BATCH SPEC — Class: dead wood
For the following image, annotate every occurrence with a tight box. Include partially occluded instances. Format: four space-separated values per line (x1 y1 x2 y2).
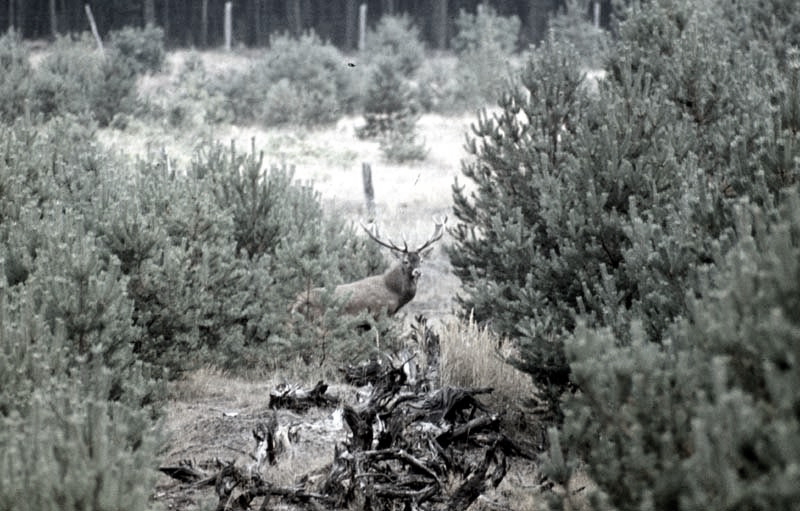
339 355 384 386
268 380 339 411
159 320 542 510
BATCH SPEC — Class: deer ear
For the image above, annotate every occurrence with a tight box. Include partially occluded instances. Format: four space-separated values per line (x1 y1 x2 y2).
420 246 435 259
391 250 405 261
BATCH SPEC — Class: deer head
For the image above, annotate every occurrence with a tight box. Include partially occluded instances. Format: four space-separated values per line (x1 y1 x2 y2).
359 215 447 292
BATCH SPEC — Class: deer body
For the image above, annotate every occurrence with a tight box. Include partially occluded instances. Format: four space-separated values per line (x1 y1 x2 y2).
292 218 445 320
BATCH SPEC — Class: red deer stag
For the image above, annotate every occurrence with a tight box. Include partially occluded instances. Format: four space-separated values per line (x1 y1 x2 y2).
292 216 447 319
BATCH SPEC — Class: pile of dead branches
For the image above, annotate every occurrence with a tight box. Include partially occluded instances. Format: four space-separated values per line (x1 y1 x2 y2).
321 375 534 510
160 316 537 510
161 361 535 510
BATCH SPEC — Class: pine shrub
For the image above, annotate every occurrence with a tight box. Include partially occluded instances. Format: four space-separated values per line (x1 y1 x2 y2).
222 32 358 126
364 14 426 77
94 140 388 374
548 0 609 70
189 141 389 371
358 59 420 139
379 121 428 163
0 173 163 511
156 53 230 128
28 34 140 126
449 0 797 422
0 29 32 122
451 5 521 106
357 59 428 163
29 34 102 120
107 24 165 75
545 190 800 511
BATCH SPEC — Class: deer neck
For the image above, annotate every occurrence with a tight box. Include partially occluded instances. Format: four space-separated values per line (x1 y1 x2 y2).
383 264 417 304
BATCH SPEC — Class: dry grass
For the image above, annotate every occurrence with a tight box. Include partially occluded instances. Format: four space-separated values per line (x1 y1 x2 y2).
439 313 538 412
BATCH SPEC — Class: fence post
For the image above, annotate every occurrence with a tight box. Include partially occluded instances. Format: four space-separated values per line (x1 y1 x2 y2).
362 162 375 219
358 3 367 52
224 1 233 50
593 0 601 29
84 4 103 51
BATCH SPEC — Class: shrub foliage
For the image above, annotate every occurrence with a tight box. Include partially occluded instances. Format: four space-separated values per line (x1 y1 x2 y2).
449 0 800 507
0 26 165 126
0 112 387 508
222 31 358 126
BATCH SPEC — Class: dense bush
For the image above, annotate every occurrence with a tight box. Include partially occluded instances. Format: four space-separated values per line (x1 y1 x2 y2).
29 34 102 119
108 24 165 75
221 31 359 126
449 0 800 506
450 4 521 106
147 52 231 128
449 0 795 419
27 33 144 126
364 14 426 77
189 141 389 369
357 59 428 163
92 140 388 374
545 190 800 511
0 116 164 510
0 29 32 122
0 107 399 506
0 282 162 511
415 56 464 113
548 0 609 69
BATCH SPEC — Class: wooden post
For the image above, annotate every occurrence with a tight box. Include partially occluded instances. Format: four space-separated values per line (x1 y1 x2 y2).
200 0 209 47
358 3 367 52
224 1 233 50
84 4 103 51
362 163 375 218
593 0 600 29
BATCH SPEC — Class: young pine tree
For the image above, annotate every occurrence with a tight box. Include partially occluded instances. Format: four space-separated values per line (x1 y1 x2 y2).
545 190 800 511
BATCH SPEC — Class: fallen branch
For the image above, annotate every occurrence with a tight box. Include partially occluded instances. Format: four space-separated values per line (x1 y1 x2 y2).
269 380 339 411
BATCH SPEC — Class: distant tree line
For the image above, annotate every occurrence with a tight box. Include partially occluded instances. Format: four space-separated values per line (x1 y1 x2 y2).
0 0 614 49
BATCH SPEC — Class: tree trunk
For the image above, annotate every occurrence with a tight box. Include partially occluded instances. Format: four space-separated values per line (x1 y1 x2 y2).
285 0 301 35
526 0 555 46
162 0 170 42
430 0 447 50
200 0 208 47
344 0 357 50
49 0 57 37
258 0 270 45
143 0 155 25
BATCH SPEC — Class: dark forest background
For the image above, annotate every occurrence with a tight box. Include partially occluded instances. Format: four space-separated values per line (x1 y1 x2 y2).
1 0 614 49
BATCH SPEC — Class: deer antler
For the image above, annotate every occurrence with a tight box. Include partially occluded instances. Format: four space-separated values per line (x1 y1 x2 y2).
360 221 408 253
416 215 447 253
361 216 447 254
